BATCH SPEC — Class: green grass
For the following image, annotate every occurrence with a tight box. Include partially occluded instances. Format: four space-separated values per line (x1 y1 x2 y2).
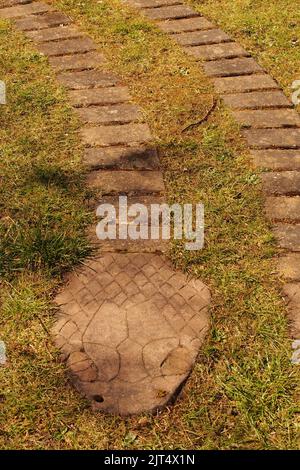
0 0 299 449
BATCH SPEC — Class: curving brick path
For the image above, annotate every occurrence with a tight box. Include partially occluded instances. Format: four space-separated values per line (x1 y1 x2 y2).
0 0 211 415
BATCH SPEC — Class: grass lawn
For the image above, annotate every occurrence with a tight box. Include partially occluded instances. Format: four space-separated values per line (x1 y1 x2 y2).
0 0 299 449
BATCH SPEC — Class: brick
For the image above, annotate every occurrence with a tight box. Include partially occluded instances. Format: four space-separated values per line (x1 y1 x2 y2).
0 1 53 18
277 254 300 281
26 25 82 42
81 123 152 147
158 16 214 33
68 87 130 107
265 196 300 221
174 28 230 46
57 70 118 90
282 282 300 338
87 170 165 194
185 42 248 61
222 90 291 110
84 146 160 170
251 150 300 170
243 129 300 149
143 5 197 20
14 12 71 31
38 37 96 57
273 224 300 251
232 109 300 128
76 104 141 124
0 0 30 7
49 52 106 71
204 57 263 77
213 74 279 94
262 171 300 196
125 0 181 7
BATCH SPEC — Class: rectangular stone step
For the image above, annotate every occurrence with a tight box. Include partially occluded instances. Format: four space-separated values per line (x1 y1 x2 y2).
68 87 130 107
84 146 160 170
174 29 230 46
14 12 71 31
143 5 197 20
49 52 106 71
0 1 53 18
262 171 300 195
89 232 168 253
81 124 152 147
213 74 279 94
273 224 300 251
185 42 248 61
76 104 141 125
222 90 291 110
125 0 181 8
0 0 31 7
38 37 96 57
282 282 300 338
57 70 119 90
277 254 300 281
158 16 214 33
204 57 263 77
26 25 82 42
87 170 165 194
243 129 300 149
265 196 300 221
251 150 300 170
232 109 300 128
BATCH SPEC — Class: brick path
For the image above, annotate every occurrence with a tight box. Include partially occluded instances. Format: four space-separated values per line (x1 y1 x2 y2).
0 0 211 414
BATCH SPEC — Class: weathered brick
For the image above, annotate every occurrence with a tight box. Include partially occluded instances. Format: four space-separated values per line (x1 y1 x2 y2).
76 104 141 124
68 87 130 107
14 12 71 31
232 109 300 128
26 25 82 42
273 224 300 251
49 52 106 71
213 74 279 94
0 1 52 18
282 282 300 338
265 196 300 221
84 146 160 170
57 70 118 90
243 129 300 149
262 171 300 196
222 90 291 110
81 124 152 147
38 37 96 57
277 254 300 281
143 5 197 20
251 150 300 170
87 170 165 194
158 16 214 33
174 28 230 46
185 42 248 61
204 57 263 77
125 0 181 8
0 0 30 7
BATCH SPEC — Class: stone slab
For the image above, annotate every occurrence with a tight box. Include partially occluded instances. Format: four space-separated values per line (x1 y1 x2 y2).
282 282 300 338
277 254 300 281
0 1 52 18
158 16 214 33
84 146 160 170
57 70 119 89
273 224 300 251
87 170 165 194
49 52 106 71
174 28 230 47
185 42 248 61
204 57 263 77
262 171 300 196
251 150 300 170
125 0 181 8
81 123 152 147
38 37 96 57
222 90 291 110
213 74 279 94
143 5 197 20
76 104 141 125
232 109 300 128
265 196 300 221
68 87 130 107
0 0 31 7
243 129 300 149
14 12 71 31
26 25 82 42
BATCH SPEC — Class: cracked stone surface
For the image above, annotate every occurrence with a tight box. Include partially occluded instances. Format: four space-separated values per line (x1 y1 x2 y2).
53 253 210 415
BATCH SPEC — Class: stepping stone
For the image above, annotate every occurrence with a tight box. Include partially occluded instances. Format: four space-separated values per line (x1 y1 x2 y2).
265 196 300 221
125 0 181 8
204 57 263 77
251 150 300 170
86 170 165 194
213 74 279 94
0 0 31 7
273 224 300 251
26 25 82 42
174 29 230 46
83 146 160 170
57 70 119 89
49 52 106 71
53 253 210 414
243 129 300 149
278 254 300 281
37 37 96 57
143 5 197 20
14 12 71 31
68 87 130 107
222 90 291 110
185 42 248 61
76 104 141 125
262 171 300 196
232 109 300 128
0 1 53 18
158 16 214 33
81 123 152 147
282 283 300 338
